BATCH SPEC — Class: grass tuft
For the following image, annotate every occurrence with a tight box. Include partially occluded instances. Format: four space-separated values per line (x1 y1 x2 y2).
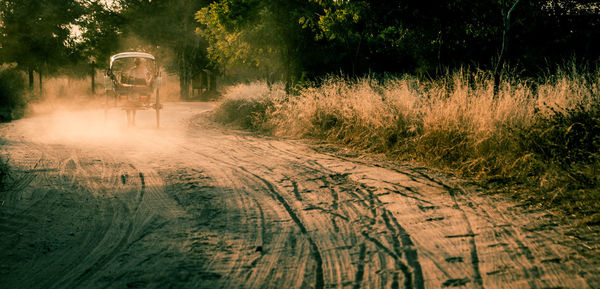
212 81 282 130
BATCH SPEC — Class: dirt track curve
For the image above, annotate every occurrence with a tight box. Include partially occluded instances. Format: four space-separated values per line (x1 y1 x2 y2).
0 102 597 289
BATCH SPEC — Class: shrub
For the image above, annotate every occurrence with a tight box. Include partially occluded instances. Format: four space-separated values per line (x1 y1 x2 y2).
214 98 273 130
0 156 11 192
0 66 27 121
212 81 282 131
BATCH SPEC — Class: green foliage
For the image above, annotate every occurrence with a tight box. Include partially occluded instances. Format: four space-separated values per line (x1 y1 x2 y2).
0 67 27 121
0 0 84 75
196 0 600 79
72 1 124 68
196 0 259 70
196 0 312 83
2 0 599 94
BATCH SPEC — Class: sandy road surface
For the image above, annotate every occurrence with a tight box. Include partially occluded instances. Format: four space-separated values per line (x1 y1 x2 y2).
0 102 597 289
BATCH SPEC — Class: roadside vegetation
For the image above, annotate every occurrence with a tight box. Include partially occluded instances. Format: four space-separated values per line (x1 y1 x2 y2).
214 68 600 225
0 66 27 122
0 155 10 192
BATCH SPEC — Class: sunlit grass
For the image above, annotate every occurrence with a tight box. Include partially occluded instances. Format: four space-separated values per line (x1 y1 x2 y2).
214 69 600 224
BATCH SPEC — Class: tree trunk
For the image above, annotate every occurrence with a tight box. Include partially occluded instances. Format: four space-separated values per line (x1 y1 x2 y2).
436 32 443 75
177 46 192 100
181 65 191 100
38 70 43 94
179 64 190 100
209 71 216 92
494 0 520 97
28 68 34 90
91 61 96 95
179 17 192 100
284 63 291 95
178 50 187 100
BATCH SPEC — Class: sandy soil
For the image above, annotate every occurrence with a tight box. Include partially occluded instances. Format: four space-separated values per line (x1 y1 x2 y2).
0 102 598 289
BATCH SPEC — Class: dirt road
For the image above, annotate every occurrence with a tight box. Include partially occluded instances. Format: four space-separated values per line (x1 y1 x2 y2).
0 102 597 289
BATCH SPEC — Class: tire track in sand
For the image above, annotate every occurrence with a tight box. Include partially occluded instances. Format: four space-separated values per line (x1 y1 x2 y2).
241 167 325 289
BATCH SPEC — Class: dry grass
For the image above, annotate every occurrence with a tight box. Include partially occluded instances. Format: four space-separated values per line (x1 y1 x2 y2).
212 81 284 129
214 69 600 224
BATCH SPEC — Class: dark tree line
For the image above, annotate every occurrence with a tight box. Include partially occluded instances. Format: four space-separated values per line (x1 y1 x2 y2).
1 0 599 98
0 0 84 90
197 0 600 84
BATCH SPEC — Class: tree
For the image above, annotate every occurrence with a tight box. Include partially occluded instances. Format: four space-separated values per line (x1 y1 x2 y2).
119 0 211 99
196 0 311 88
75 0 125 70
0 0 83 90
301 0 418 75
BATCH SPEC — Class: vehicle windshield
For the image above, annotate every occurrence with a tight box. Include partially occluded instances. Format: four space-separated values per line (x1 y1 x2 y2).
111 57 156 85
112 58 156 75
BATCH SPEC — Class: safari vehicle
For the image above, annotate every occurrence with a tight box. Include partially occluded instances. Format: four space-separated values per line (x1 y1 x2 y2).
104 52 162 127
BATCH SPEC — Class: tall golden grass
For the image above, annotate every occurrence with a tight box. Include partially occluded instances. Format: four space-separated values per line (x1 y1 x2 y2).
215 68 600 224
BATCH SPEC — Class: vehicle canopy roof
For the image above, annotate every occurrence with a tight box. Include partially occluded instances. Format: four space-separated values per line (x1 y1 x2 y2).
110 52 155 68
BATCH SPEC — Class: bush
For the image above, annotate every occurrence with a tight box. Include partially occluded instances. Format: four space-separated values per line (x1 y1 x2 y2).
0 154 12 193
0 66 27 121
214 98 273 130
528 102 600 168
212 81 282 131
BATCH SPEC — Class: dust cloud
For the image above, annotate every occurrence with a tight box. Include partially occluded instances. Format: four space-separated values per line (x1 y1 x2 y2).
20 73 189 154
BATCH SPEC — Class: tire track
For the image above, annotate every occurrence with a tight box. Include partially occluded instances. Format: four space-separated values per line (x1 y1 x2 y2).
384 210 425 289
352 242 367 289
50 154 152 289
278 157 427 288
451 183 591 289
240 167 324 289
283 156 427 288
171 119 593 288
300 153 492 288
405 169 485 289
447 187 484 289
355 185 424 289
146 138 312 287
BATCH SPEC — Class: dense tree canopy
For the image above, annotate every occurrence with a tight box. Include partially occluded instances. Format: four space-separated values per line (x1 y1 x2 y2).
197 0 600 81
196 0 317 84
74 0 124 68
1 0 600 96
0 0 84 88
118 0 211 99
